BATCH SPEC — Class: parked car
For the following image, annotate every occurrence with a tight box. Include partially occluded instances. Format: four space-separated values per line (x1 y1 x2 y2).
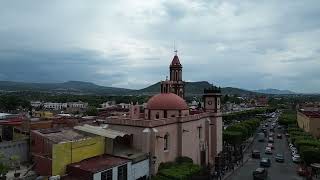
268 137 274 143
265 147 272 154
253 167 268 180
260 158 271 167
292 155 301 163
252 150 261 159
277 134 282 139
285 133 290 137
289 143 294 148
269 132 274 137
275 154 285 163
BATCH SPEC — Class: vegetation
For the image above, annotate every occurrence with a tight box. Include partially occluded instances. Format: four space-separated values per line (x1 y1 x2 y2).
0 152 9 178
223 108 275 125
0 95 31 111
287 121 320 165
153 157 201 180
224 118 260 144
278 110 297 126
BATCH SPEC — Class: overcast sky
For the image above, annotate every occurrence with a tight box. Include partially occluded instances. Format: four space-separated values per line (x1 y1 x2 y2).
0 0 320 93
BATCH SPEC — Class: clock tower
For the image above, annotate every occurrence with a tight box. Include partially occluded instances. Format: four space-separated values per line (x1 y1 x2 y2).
203 86 222 112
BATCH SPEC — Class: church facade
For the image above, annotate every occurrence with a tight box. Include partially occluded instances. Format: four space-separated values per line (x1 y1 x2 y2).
103 53 223 174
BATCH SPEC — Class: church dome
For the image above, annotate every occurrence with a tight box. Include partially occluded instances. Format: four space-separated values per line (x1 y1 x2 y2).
146 93 188 110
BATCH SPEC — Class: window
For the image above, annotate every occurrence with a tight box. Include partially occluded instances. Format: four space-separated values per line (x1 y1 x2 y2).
164 133 169 151
156 113 160 119
101 169 113 180
117 165 127 180
198 126 202 139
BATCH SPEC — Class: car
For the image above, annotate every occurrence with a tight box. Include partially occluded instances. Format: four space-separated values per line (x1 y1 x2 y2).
275 154 285 163
277 125 282 129
253 167 268 180
268 137 274 143
270 128 275 132
267 143 274 149
252 150 261 159
292 155 301 163
265 147 272 154
277 134 282 139
269 132 274 137
260 158 271 167
285 133 290 137
289 143 294 148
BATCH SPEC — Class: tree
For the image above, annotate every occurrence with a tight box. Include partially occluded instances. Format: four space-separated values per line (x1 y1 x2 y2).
0 152 9 178
85 106 98 116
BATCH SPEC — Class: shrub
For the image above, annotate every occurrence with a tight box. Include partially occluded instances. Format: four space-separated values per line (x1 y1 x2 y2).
158 162 175 171
158 163 201 180
175 156 193 164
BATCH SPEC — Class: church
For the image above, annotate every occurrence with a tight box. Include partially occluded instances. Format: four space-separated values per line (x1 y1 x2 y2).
102 52 223 174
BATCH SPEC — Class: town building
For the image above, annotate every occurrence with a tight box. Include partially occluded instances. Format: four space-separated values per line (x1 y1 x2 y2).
43 102 68 110
100 52 223 175
31 125 149 179
297 110 320 138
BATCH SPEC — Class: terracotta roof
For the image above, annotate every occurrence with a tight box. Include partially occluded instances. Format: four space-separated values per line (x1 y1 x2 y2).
146 93 188 110
170 55 181 66
301 111 320 118
67 154 129 173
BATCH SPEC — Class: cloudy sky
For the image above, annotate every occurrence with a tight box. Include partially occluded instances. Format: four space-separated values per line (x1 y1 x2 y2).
1 0 320 93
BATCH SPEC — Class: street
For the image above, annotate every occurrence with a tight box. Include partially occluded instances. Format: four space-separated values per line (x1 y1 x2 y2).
226 119 303 180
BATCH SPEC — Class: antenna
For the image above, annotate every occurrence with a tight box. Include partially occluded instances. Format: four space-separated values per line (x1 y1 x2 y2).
174 41 178 55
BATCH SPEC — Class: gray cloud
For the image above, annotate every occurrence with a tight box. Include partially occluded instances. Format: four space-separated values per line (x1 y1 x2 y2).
0 0 320 93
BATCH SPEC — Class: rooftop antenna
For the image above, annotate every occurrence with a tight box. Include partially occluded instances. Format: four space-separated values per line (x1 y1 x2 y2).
174 41 178 55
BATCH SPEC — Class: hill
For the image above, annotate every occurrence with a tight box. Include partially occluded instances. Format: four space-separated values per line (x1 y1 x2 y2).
137 81 257 96
0 81 132 95
0 80 258 96
253 88 295 95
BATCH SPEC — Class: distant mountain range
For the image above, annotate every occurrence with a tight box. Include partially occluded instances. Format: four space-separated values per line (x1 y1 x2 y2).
253 88 296 95
137 81 256 96
0 80 295 96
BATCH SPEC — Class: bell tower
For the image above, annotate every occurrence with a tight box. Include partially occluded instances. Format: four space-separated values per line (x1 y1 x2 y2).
203 86 222 112
169 50 185 98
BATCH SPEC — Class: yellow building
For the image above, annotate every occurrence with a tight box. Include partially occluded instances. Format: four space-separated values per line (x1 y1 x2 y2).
32 111 54 118
297 111 320 138
31 128 105 176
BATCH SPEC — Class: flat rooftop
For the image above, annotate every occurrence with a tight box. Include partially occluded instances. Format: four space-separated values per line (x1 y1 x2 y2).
67 154 129 173
34 128 92 143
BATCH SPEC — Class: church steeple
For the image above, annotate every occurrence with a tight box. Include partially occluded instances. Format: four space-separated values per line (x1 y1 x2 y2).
170 51 182 81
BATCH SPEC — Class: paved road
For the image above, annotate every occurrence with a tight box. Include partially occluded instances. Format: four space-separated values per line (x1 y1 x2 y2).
227 119 303 180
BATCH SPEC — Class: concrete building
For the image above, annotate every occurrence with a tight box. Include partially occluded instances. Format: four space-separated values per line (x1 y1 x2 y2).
100 53 223 175
43 102 68 110
297 110 320 138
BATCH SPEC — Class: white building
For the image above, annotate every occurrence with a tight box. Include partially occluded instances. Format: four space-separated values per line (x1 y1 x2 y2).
43 102 68 110
67 101 88 109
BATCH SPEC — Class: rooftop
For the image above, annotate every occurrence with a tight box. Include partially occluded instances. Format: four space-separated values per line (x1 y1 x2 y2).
67 154 129 173
300 111 320 118
33 128 91 143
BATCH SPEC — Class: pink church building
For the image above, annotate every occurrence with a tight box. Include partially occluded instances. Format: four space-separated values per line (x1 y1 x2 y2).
102 53 223 174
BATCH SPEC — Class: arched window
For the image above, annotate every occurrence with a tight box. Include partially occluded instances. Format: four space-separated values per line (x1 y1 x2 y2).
164 133 169 151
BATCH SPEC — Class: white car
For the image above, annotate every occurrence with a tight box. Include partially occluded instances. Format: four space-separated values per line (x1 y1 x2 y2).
289 143 294 148
265 147 272 154
292 155 301 163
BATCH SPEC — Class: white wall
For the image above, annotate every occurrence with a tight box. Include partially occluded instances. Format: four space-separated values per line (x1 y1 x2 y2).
131 159 149 180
